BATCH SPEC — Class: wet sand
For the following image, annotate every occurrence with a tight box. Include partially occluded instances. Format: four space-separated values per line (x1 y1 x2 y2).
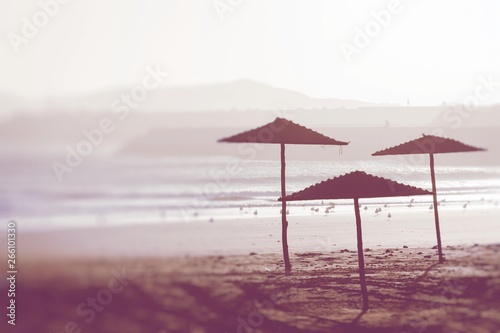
15 205 500 259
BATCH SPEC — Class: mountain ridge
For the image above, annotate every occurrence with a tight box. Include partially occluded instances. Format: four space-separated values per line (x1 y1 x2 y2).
0 80 399 113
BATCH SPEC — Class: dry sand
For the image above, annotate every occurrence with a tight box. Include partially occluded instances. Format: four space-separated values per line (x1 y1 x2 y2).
9 244 500 333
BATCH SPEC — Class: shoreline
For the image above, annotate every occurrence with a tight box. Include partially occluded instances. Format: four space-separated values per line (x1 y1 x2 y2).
7 206 499 262
5 191 500 232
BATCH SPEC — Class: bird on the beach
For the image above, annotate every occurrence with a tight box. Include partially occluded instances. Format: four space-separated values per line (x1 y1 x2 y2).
429 204 433 210
388 213 392 218
311 207 315 211
209 218 214 223
384 203 388 208
315 208 319 212
254 210 258 215
463 203 468 209
364 206 368 211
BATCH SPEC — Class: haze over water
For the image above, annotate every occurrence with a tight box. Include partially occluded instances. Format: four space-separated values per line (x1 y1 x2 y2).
2 154 498 231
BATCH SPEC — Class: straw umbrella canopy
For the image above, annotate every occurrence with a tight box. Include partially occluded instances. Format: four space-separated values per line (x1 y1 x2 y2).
372 135 486 263
281 171 432 311
219 117 348 274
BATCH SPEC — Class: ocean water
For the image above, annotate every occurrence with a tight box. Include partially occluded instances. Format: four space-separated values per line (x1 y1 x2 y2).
1 155 499 230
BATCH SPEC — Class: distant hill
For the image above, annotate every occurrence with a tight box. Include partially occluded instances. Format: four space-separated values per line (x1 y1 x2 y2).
116 125 498 165
0 106 498 165
0 80 398 114
127 79 397 111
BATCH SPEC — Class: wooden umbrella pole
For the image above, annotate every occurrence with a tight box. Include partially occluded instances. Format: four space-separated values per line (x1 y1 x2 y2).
430 153 444 263
354 198 369 311
281 143 291 274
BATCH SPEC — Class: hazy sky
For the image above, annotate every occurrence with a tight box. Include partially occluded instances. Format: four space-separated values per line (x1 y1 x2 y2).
1 0 499 105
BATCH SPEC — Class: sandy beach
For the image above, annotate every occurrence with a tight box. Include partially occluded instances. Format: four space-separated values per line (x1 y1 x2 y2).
2 205 498 333
11 243 500 333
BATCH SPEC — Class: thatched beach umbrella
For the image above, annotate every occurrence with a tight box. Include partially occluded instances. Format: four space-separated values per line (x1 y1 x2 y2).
281 171 432 310
372 135 486 263
219 117 348 273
